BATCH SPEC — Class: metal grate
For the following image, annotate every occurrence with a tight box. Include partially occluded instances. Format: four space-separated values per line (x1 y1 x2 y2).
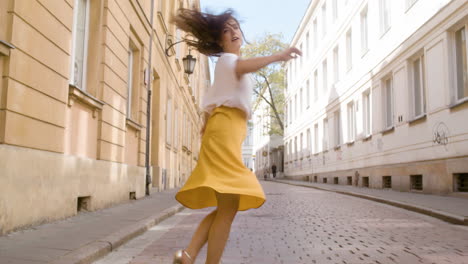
323 178 328 183
454 173 468 192
129 192 136 200
362 177 369 187
334 177 339 184
314 175 318 183
347 176 352 185
410 175 423 191
382 176 392 189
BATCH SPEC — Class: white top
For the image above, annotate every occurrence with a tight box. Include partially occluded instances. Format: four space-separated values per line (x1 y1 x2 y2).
201 53 254 119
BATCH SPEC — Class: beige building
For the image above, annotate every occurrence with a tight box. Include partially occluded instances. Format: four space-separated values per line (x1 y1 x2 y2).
0 0 209 235
285 0 468 196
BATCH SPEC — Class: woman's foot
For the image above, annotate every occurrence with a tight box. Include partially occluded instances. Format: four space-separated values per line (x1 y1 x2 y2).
173 249 192 264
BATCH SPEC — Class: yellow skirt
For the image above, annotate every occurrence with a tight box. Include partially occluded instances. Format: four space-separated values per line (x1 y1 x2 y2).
175 106 266 211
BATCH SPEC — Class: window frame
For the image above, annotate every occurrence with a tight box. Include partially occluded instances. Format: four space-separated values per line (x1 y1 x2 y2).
70 0 91 91
382 75 395 130
409 52 427 119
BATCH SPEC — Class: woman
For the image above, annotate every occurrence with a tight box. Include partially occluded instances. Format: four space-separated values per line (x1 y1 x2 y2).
172 8 301 264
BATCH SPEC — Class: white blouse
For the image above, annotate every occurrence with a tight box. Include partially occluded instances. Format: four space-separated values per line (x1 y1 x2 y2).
201 53 254 119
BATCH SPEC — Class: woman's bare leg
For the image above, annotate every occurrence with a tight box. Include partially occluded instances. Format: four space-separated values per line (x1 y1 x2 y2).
206 193 240 264
183 210 217 263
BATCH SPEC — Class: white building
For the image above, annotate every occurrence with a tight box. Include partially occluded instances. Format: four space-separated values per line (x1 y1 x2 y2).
284 0 468 195
242 121 255 170
253 92 284 178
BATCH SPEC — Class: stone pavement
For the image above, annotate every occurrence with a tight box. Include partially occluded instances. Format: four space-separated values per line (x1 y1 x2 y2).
0 188 183 264
94 181 468 264
270 178 468 226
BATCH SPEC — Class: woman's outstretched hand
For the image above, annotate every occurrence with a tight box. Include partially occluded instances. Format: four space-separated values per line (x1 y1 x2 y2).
276 47 302 62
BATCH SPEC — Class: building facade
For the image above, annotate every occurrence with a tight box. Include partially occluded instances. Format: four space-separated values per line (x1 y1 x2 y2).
285 0 468 195
253 96 284 178
242 121 254 170
0 0 209 235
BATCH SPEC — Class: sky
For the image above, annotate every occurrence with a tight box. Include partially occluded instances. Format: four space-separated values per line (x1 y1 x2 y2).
200 0 311 44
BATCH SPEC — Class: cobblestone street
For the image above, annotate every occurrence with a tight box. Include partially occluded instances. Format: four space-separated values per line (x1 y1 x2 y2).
95 182 468 264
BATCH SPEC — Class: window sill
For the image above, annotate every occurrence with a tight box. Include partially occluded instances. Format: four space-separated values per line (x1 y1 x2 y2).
182 146 188 152
0 40 15 56
68 85 104 118
362 134 372 142
346 140 355 146
334 145 341 151
323 149 329 153
449 97 468 110
381 126 395 135
126 118 142 131
408 114 427 125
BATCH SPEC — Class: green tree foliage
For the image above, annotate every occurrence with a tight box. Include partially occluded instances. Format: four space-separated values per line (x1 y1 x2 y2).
242 33 287 136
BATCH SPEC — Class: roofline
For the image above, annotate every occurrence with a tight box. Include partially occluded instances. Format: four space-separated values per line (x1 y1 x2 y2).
290 0 320 47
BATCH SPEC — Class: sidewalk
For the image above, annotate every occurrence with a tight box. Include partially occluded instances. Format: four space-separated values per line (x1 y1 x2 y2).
270 178 468 226
0 188 184 264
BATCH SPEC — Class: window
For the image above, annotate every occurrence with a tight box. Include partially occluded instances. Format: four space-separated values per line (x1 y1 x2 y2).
300 43 303 67
332 0 338 21
307 128 311 154
289 139 292 160
333 46 339 83
363 91 371 136
70 0 90 90
322 3 327 38
314 124 319 154
455 27 468 101
334 110 341 146
383 77 394 129
127 39 141 121
289 99 292 124
346 29 352 71
361 6 368 54
300 133 304 157
323 59 328 93
300 88 303 113
127 49 134 119
323 118 329 150
166 97 172 145
174 106 178 148
314 70 319 101
306 80 310 108
294 136 298 160
313 19 318 51
285 142 289 161
412 54 426 117
347 101 356 142
295 94 298 119
380 0 391 34
306 32 310 60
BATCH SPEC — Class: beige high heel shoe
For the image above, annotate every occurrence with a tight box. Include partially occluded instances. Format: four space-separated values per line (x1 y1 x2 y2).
173 249 192 264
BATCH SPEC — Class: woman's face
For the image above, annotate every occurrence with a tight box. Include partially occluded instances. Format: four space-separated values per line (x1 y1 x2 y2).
220 18 243 54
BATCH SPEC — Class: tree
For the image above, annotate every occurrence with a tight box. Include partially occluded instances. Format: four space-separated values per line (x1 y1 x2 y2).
242 33 287 136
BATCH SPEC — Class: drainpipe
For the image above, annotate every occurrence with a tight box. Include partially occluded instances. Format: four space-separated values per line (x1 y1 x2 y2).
145 0 155 196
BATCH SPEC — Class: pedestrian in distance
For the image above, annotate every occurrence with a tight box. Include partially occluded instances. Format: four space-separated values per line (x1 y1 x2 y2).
272 164 277 178
171 8 301 264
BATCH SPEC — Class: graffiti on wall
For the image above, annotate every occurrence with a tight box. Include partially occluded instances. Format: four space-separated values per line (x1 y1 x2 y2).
432 122 450 148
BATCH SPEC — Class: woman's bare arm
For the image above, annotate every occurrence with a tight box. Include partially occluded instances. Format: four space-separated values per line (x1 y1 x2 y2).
235 47 302 79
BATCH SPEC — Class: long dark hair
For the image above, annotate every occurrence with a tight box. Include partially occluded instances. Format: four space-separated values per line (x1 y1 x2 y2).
172 8 243 57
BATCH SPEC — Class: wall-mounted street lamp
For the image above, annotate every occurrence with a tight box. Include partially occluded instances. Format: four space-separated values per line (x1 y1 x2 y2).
165 35 197 75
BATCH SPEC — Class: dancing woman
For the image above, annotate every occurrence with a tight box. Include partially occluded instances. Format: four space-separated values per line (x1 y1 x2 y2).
172 8 301 264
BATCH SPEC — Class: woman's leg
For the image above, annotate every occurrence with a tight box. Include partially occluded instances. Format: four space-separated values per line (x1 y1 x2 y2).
206 193 240 264
183 209 217 263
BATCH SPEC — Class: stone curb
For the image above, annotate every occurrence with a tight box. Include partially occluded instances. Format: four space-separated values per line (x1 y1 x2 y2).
270 179 468 226
50 204 185 264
